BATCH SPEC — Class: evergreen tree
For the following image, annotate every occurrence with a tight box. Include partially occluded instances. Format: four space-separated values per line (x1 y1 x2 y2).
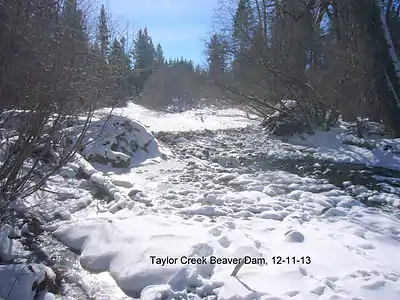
108 38 131 101
270 0 313 78
207 34 227 79
232 0 256 54
110 39 123 62
155 43 165 64
62 0 87 43
231 0 259 83
97 5 110 57
133 28 155 69
132 27 156 93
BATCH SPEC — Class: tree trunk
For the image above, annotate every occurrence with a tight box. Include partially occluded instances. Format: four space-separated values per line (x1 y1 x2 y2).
374 0 400 136
355 0 400 137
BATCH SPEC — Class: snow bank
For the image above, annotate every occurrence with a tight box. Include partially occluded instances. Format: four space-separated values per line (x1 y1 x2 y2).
289 123 400 171
53 208 400 299
69 154 134 214
70 115 172 171
96 102 259 133
0 264 55 300
0 224 30 262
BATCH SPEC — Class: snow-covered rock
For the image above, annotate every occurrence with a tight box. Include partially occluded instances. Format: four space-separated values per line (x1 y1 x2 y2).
0 264 56 300
69 115 171 170
289 121 400 171
0 225 30 262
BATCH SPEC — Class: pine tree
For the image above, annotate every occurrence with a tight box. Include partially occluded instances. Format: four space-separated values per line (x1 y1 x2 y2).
132 27 156 93
133 28 155 69
120 36 127 55
97 5 110 57
269 0 313 78
62 0 87 43
108 38 131 101
155 43 164 64
232 0 256 54
207 34 227 79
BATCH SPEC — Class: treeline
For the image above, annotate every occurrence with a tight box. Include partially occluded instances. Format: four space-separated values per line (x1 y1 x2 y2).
0 0 214 112
0 0 215 213
205 0 400 137
97 6 216 111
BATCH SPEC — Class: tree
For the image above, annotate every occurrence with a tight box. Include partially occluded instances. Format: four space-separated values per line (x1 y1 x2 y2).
141 61 198 111
355 0 400 136
132 27 156 93
155 43 165 64
62 0 88 43
97 4 110 57
208 0 400 136
108 37 132 103
207 34 228 79
0 0 108 223
232 0 256 55
269 0 314 78
209 0 329 133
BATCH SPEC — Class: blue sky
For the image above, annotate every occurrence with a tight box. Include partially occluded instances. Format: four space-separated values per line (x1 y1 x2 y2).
99 0 219 65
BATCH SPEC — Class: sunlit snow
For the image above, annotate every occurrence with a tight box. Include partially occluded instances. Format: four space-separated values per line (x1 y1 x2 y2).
2 102 400 300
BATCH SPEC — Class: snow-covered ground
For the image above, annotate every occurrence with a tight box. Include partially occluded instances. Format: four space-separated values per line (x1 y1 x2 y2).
53 163 400 299
1 103 400 300
95 102 259 133
290 123 400 172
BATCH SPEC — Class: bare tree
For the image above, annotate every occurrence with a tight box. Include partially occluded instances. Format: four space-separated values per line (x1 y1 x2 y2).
0 0 112 223
208 0 400 136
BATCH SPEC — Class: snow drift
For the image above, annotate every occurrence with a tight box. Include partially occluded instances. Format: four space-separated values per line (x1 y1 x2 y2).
69 114 172 171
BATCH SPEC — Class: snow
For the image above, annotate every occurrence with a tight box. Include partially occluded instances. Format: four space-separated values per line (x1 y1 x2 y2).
0 264 55 300
70 114 172 171
52 204 400 299
289 124 400 171
95 102 259 133
50 148 400 300
0 224 30 262
2 103 400 300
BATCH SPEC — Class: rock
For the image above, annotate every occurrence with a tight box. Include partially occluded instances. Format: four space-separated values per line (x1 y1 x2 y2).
284 230 305 243
321 207 347 217
112 179 134 188
343 137 376 150
53 210 72 221
0 225 30 262
271 120 307 136
128 189 142 198
0 264 47 299
26 216 43 235
215 174 235 183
